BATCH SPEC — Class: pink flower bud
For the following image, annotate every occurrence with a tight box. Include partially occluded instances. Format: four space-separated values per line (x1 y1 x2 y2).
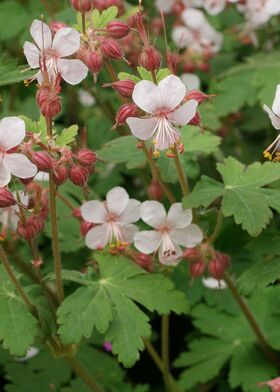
189 260 206 277
70 0 93 12
41 97 61 118
31 152 53 172
147 180 164 201
69 166 89 186
183 248 201 263
115 103 138 125
109 80 136 98
166 52 180 74
134 253 153 272
77 149 97 167
151 17 163 35
139 47 161 71
107 21 130 38
183 61 195 73
28 216 45 234
186 90 210 104
198 61 210 73
208 252 231 280
189 112 201 126
53 166 69 186
85 50 103 74
50 21 67 35
80 221 95 236
0 188 16 208
72 208 82 219
17 222 37 241
101 38 123 59
107 0 125 15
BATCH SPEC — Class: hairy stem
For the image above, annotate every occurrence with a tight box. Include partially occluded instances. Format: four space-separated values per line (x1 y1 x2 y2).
209 209 224 244
173 146 189 196
66 356 105 392
224 272 280 369
162 315 172 391
46 117 64 303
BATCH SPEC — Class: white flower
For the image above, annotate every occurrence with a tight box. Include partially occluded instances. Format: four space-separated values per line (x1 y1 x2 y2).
81 187 141 249
181 73 201 91
134 201 203 266
23 19 88 85
172 9 223 54
0 192 29 238
237 0 280 28
203 0 226 15
202 277 227 290
0 117 37 187
78 89 96 107
126 75 198 151
263 85 280 160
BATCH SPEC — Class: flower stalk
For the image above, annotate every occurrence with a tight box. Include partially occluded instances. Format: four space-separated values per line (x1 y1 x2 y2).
66 356 105 392
173 145 190 196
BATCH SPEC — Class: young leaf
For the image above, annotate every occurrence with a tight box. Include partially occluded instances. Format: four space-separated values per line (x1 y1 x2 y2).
57 254 188 367
56 125 79 147
99 6 118 28
0 266 39 356
156 68 171 81
91 9 101 28
137 67 153 81
118 72 141 83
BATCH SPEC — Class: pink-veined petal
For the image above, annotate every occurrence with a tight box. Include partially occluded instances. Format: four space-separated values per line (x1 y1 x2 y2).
168 99 198 126
167 203 192 229
172 26 193 49
171 224 203 247
119 223 139 243
0 159 11 187
126 116 158 140
264 105 280 130
158 242 182 266
141 200 166 228
158 75 186 111
52 28 81 57
81 200 106 224
23 41 40 68
106 187 129 215
4 154 37 179
0 117 25 150
119 199 141 223
85 224 108 249
57 59 88 85
134 230 162 254
30 19 52 50
132 80 160 114
272 85 280 118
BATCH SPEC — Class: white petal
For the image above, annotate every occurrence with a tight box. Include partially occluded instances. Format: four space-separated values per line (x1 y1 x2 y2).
158 242 182 266
0 117 25 150
158 75 186 111
30 19 52 50
119 199 141 223
106 187 129 215
171 224 203 247
134 230 162 254
81 200 106 224
52 28 81 57
182 9 206 29
202 277 227 290
141 201 166 228
168 100 198 126
0 159 11 187
119 223 139 243
167 204 193 229
204 0 226 15
23 41 40 68
132 80 160 114
85 224 108 249
4 154 37 179
181 73 201 91
57 59 88 85
172 26 193 49
264 105 280 130
126 117 158 140
272 85 280 117
156 0 175 12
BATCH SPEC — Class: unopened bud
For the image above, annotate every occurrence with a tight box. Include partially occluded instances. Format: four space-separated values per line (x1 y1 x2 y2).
72 208 82 219
208 252 230 280
189 260 206 277
80 221 95 236
77 149 97 167
28 216 45 234
17 222 37 241
116 103 138 125
70 0 93 12
32 152 53 172
108 80 136 98
139 47 161 71
85 50 103 74
134 253 153 272
69 166 89 186
183 60 195 73
53 165 69 186
107 21 129 38
197 61 210 73
183 248 201 263
186 90 210 104
147 180 163 201
0 189 16 208
41 97 61 118
189 112 201 126
49 21 67 35
101 38 123 59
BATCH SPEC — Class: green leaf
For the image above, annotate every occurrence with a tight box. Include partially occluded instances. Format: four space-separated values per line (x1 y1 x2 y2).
156 68 171 81
0 56 35 87
184 158 280 236
99 6 118 28
137 67 153 81
56 125 79 147
118 72 141 82
91 9 101 28
182 127 221 154
0 1 28 40
0 266 38 356
57 254 188 367
97 135 146 169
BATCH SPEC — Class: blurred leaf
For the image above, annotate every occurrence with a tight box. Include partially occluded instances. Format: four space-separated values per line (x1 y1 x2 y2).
0 1 28 40
182 127 221 154
0 56 35 87
56 125 79 147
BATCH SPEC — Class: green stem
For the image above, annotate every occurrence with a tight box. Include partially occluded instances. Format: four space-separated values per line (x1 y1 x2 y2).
82 12 86 36
66 356 105 392
209 209 224 244
162 315 172 392
46 117 64 303
173 146 189 196
224 272 280 369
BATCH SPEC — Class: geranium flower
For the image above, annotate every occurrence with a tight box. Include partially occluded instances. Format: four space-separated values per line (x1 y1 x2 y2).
237 0 280 28
181 73 201 91
126 75 198 152
0 117 37 187
134 201 203 265
263 85 280 160
23 19 88 85
0 192 29 240
81 187 141 249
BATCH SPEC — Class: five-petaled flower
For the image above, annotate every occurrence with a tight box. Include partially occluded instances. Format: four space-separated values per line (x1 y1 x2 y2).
0 117 37 187
126 74 198 154
134 201 203 265
23 19 88 85
81 186 141 250
263 84 280 161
